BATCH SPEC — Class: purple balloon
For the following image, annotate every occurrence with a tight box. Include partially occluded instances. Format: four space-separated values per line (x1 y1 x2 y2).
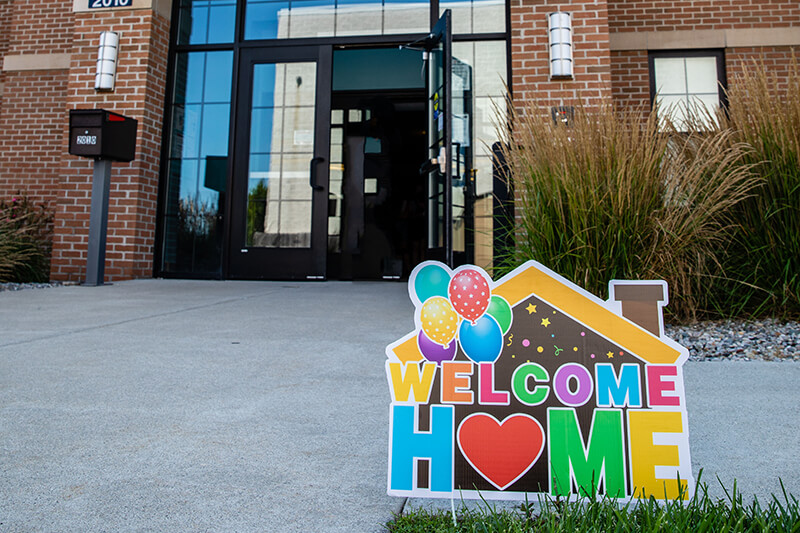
417 329 457 365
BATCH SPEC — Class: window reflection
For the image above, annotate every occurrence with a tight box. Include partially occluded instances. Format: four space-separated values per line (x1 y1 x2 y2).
244 0 429 39
177 0 236 45
246 62 317 248
440 0 505 34
162 51 234 275
451 40 506 270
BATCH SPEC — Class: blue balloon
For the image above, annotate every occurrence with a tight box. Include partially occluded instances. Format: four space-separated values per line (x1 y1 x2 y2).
414 263 451 304
458 314 503 363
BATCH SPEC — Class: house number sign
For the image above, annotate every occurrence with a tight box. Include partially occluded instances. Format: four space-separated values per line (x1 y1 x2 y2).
89 0 132 8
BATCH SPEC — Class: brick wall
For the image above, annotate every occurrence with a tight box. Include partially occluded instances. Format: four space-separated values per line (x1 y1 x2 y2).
726 46 799 90
0 70 70 204
0 0 73 207
608 0 800 32
51 9 170 282
509 0 612 113
0 0 13 58
6 0 74 54
609 50 651 111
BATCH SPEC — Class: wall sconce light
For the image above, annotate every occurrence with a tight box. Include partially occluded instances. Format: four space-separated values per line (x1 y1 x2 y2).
548 12 573 79
95 31 119 91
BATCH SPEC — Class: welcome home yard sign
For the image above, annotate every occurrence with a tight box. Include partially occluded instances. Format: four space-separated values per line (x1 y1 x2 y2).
386 261 693 501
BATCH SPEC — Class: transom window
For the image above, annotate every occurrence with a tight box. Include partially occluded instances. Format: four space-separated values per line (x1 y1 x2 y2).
176 0 505 44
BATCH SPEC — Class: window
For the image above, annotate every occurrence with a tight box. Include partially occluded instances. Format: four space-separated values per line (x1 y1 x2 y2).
161 51 234 275
649 50 725 130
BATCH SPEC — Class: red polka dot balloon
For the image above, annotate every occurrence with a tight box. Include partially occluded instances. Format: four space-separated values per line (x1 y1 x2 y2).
448 268 491 324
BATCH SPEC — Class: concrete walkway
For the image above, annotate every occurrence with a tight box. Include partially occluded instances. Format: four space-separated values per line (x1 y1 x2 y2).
1 280 799 532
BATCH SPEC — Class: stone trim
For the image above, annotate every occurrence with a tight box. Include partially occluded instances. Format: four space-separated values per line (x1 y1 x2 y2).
2 53 72 72
610 27 800 51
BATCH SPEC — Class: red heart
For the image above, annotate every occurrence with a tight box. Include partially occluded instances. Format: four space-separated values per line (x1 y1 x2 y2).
457 413 545 490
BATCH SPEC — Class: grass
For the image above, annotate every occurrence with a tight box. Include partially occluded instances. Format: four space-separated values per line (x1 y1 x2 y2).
495 55 800 322
712 56 800 318
386 480 800 532
0 194 53 283
496 99 758 322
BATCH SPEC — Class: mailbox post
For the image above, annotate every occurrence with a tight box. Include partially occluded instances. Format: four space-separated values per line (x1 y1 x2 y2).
68 109 138 286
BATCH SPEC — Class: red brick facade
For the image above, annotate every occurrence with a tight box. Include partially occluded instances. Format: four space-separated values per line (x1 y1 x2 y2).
510 0 612 110
609 50 651 110
0 1 797 282
608 0 800 32
50 10 169 281
607 0 800 109
0 0 73 207
0 1 169 282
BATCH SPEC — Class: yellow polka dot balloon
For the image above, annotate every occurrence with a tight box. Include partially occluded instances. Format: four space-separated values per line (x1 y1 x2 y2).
419 296 459 347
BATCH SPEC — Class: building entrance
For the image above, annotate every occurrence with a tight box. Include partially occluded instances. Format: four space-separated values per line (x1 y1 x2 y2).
157 3 505 281
326 93 428 280
228 32 470 281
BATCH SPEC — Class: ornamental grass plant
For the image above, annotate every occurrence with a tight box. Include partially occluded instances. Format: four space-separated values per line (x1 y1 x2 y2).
0 194 53 283
714 56 800 317
496 99 758 322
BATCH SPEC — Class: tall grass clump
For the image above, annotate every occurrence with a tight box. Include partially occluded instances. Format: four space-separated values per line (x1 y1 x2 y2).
716 56 800 317
496 100 758 322
0 194 53 283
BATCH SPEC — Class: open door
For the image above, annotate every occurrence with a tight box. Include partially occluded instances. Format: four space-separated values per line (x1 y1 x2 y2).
424 10 474 269
424 10 453 267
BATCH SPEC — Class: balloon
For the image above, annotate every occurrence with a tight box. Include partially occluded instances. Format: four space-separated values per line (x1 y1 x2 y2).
458 314 504 363
413 263 451 304
417 329 457 364
419 296 459 346
448 268 491 323
486 295 513 334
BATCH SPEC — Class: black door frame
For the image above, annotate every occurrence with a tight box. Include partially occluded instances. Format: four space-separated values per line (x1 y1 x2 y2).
227 45 333 280
424 10 454 267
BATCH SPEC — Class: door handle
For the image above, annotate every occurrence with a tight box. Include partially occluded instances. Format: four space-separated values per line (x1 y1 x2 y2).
309 156 325 191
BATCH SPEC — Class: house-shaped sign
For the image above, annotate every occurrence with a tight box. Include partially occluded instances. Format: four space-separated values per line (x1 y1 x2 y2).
386 261 693 501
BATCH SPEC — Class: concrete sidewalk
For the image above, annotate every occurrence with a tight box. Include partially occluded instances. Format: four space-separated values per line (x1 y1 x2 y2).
2 280 799 532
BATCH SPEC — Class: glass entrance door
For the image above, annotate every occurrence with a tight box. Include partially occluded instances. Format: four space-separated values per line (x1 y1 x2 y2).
229 46 332 279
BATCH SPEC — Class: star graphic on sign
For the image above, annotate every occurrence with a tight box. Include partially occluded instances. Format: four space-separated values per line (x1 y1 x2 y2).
541 318 551 327
526 303 537 314
606 351 614 359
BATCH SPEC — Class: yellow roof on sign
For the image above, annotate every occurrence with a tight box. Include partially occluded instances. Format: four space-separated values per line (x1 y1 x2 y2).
389 261 683 366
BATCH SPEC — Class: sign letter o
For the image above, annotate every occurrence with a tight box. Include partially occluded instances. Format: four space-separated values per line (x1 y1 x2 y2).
553 363 593 407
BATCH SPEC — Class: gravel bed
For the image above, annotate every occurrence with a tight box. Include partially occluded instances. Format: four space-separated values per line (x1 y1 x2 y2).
2 281 798 362
666 319 800 362
0 281 69 292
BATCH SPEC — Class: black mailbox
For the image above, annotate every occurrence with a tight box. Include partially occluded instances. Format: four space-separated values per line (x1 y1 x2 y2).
69 109 137 162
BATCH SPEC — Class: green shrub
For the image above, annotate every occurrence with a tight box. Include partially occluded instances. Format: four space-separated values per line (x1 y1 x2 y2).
0 194 54 283
496 101 758 322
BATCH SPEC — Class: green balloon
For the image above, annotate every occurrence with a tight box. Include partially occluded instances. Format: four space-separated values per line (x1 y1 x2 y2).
486 295 513 334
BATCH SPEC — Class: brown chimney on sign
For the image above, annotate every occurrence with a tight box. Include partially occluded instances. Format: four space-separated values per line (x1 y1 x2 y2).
609 281 668 337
